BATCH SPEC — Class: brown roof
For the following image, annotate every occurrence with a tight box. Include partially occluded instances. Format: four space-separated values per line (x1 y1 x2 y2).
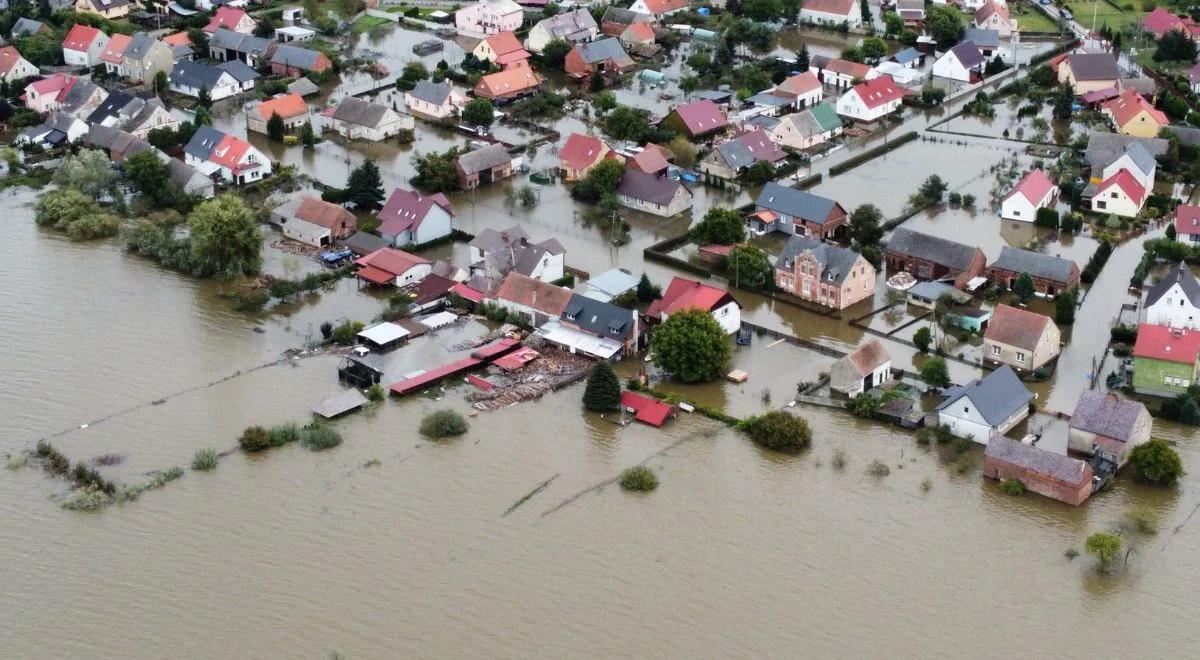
984 304 1052 350
847 339 890 376
494 272 572 316
295 197 354 229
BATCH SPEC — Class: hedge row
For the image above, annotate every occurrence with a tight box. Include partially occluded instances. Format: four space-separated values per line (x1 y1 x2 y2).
828 131 918 176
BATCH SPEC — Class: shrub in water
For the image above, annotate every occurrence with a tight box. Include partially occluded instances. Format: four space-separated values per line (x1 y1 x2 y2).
192 448 219 471
268 423 301 447
366 383 385 402
743 410 812 453
420 409 469 439
239 425 271 452
1000 478 1026 495
300 423 343 451
619 465 659 492
61 484 112 511
867 459 890 477
1125 506 1158 535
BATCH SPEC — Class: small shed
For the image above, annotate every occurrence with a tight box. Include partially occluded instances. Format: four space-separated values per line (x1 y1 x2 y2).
640 69 666 82
620 391 674 427
313 389 369 419
338 353 384 388
950 307 991 333
419 311 459 329
357 322 410 350
829 339 892 397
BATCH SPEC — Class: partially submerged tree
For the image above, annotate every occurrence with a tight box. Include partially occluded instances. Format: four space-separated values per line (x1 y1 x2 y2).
691 207 746 245
53 148 116 198
1085 531 1122 572
743 410 812 453
187 195 263 279
266 111 285 141
652 309 731 383
462 97 495 127
919 356 951 389
1128 438 1184 486
346 159 386 208
725 245 773 290
1012 272 1036 304
583 362 621 411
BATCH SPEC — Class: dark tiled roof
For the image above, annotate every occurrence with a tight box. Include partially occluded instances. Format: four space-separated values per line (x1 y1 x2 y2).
1066 53 1119 81
208 28 271 55
271 44 325 70
1070 391 1147 443
456 143 512 175
937 365 1033 427
775 234 863 286
755 181 841 225
947 40 984 69
985 434 1089 485
1084 131 1168 165
184 125 225 160
170 59 229 90
217 59 260 83
409 79 450 105
331 97 391 127
574 37 630 64
886 228 979 271
988 246 1077 284
1145 261 1200 307
616 169 683 205
562 294 635 340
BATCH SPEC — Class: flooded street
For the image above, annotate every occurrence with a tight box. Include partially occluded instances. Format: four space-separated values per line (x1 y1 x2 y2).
2 169 1200 658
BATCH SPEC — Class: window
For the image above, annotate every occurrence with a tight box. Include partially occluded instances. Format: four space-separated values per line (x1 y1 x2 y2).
1111 192 1119 198
1012 210 1020 216
1016 352 1025 363
991 345 1001 356
1096 201 1107 209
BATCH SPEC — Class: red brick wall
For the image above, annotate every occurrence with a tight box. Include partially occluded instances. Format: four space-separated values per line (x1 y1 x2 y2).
982 456 1093 506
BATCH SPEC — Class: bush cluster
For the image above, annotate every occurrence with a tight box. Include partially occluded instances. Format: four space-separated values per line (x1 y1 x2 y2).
619 465 659 492
420 410 469 439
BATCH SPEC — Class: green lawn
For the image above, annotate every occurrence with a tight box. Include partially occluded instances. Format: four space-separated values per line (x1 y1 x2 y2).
1060 0 1148 32
1011 4 1063 32
351 15 394 32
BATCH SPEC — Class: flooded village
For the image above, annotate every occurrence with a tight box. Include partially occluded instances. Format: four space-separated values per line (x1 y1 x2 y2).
3 0 1200 656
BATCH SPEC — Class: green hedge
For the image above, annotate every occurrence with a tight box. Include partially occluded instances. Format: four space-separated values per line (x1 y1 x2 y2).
828 131 918 176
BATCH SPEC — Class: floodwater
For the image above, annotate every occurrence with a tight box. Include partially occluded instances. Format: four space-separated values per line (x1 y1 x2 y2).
3 175 1199 657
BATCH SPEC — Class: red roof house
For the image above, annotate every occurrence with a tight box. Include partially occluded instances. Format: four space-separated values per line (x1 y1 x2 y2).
660 98 728 139
1101 89 1169 136
354 247 432 286
647 276 742 334
1175 205 1200 240
204 7 257 35
62 25 106 67
100 33 132 66
837 76 906 122
559 132 622 181
620 391 673 427
377 187 456 247
1134 324 1200 364
475 31 531 69
0 45 36 81
1142 7 1184 37
632 0 689 16
627 143 671 174
1094 169 1146 206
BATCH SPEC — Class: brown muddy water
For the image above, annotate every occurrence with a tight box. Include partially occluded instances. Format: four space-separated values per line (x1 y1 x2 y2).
2 172 1199 658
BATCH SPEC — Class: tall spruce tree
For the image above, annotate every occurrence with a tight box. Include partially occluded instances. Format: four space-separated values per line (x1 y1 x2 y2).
583 362 621 411
346 159 385 209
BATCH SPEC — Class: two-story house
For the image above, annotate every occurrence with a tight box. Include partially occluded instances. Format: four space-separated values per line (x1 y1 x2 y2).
773 234 875 310
983 304 1062 373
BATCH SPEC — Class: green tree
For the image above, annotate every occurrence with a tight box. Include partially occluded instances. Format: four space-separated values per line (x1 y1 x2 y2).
1052 84 1074 120
861 37 887 63
919 175 948 203
726 245 772 290
462 97 495 127
583 362 621 411
153 70 168 97
197 86 212 109
300 120 316 146
53 148 116 198
401 61 428 82
637 273 660 301
741 0 782 21
194 104 213 126
411 148 461 192
266 111 285 141
593 89 617 113
1128 438 1184 486
572 158 625 202
186 195 263 279
691 207 746 245
1085 531 1122 571
420 409 469 438
744 410 812 453
848 203 883 247
926 4 965 45
600 105 653 143
1154 29 1197 62
666 136 698 168
345 159 385 209
541 38 571 70
679 75 699 96
744 160 775 184
883 11 904 35
652 309 731 383
860 0 871 25
1055 289 1076 324
913 326 932 353
124 150 192 211
239 426 271 452
589 70 605 92
796 43 810 70
919 356 950 389
1012 272 1036 304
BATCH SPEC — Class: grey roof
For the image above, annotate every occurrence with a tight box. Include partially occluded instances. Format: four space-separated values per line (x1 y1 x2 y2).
743 114 780 131
562 294 635 340
907 280 957 301
312 389 368 419
86 90 140 125
1120 77 1157 96
747 91 792 107
963 28 1000 48
946 41 984 69
271 44 324 70
886 228 979 271
830 339 891 390
984 435 1089 485
344 230 390 255
331 96 391 127
456 143 512 175
617 169 683 205
712 138 756 171
581 268 639 301
84 124 148 155
988 246 1078 284
1145 261 1200 307
755 182 842 225
810 54 831 70
287 77 320 97
575 37 630 65
125 98 169 132
892 47 922 65
1163 125 1200 146
11 18 46 37
171 44 193 60
470 225 528 252
409 79 450 106
59 80 105 114
601 7 650 25
1084 131 1167 165
208 28 272 55
184 125 226 160
170 59 230 90
166 157 209 189
1065 53 1119 81
936 366 1033 427
124 33 162 61
775 234 864 286
537 8 598 40
1121 140 1157 176
1070 391 1148 443
693 89 733 103
470 225 563 277
218 59 260 83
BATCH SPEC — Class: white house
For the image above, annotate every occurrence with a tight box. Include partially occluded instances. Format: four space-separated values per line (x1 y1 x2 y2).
647 276 742 335
829 340 892 396
377 187 456 247
526 8 598 54
468 226 565 283
800 0 861 28
169 60 242 101
1089 170 1145 218
935 366 1034 444
974 1 1017 39
405 80 467 120
1144 262 1200 330
835 76 905 123
0 46 39 83
615 169 692 217
1001 169 1058 222
771 71 824 110
354 248 433 288
326 97 412 141
61 24 108 68
1101 141 1156 190
932 41 985 83
455 0 523 36
184 125 272 185
627 0 690 19
1176 205 1200 246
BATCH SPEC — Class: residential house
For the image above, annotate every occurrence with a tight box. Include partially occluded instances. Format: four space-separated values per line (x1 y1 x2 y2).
659 99 727 140
1144 261 1200 329
62 24 108 68
377 187 456 247
288 77 320 98
22 74 76 114
983 304 1061 372
542 294 639 359
800 0 860 28
526 8 599 54
698 128 787 181
743 91 792 118
247 93 310 135
1068 391 1152 465
492 271 573 327
456 143 514 189
770 71 823 110
751 181 847 238
773 234 876 310
964 28 1010 63
270 197 356 246
885 228 987 288
768 101 843 151
326 96 409 141
455 0 524 36
469 225 564 283
406 80 467 120
0 46 38 83
473 67 542 102
82 124 155 162
218 60 260 94
15 112 88 148
564 38 635 79
270 45 333 77
1095 140 1157 189
835 75 905 123
647 276 742 334
559 132 621 182
1084 131 1167 174
986 246 1080 297
1000 169 1059 222
601 7 652 37
100 33 131 76
810 56 872 91
1088 169 1146 218
871 60 925 86
983 435 1095 506
74 0 133 19
86 92 176 138
471 31 531 69
165 157 216 198
1175 206 1200 246
11 19 51 39
935 365 1034 444
184 125 272 185
1101 89 1169 138
275 25 316 43
207 28 272 67
580 268 640 303
932 41 984 83
620 22 657 52
974 1 1016 38
1141 7 1190 38
627 0 689 19
204 7 257 35
896 0 925 25
161 31 192 60
169 60 241 100
1059 53 1120 95
616 169 692 217
626 143 672 174
1132 324 1200 396
121 33 173 84
354 248 432 287
829 339 892 396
